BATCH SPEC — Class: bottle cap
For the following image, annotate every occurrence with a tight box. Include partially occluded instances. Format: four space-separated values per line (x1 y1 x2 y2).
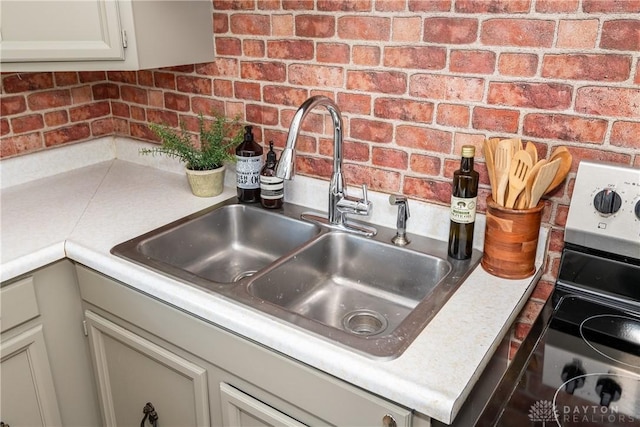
461 145 475 158
266 141 277 163
243 125 254 142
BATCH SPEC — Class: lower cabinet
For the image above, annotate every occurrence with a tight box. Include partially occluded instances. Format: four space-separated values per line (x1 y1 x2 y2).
77 264 420 427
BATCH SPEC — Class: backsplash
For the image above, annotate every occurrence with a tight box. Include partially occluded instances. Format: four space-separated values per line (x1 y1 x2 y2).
1 0 638 356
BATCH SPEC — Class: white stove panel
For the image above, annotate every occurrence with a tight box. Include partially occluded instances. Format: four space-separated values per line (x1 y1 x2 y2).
565 161 640 259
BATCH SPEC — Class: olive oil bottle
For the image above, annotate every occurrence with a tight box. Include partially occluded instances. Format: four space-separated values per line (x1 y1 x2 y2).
448 145 479 260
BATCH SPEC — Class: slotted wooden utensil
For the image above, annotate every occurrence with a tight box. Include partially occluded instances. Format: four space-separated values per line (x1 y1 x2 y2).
529 158 561 208
494 139 513 206
505 150 533 208
516 159 546 209
544 147 572 195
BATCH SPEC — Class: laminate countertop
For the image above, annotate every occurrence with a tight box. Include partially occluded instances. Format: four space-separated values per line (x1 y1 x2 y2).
0 137 547 424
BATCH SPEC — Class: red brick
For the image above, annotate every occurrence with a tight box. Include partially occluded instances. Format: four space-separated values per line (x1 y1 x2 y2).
344 164 401 193
138 70 154 87
409 0 450 11
583 0 640 12
350 118 393 143
11 114 44 134
410 74 484 102
71 86 92 104
192 97 225 116
557 20 598 48
246 104 279 125
611 121 640 149
317 43 350 64
212 0 254 10
523 114 607 143
514 322 532 341
437 104 470 127
296 156 332 178
44 123 91 147
403 176 452 204
352 45 380 65
177 76 212 95
264 85 308 106
92 83 119 99
376 0 407 11
44 111 68 127
216 37 242 55
536 0 578 12
120 86 148 105
92 118 115 136
163 65 194 73
111 102 130 119
392 17 422 42
410 154 441 175
267 40 314 60
153 72 176 89
148 90 163 108
337 16 390 41
554 204 569 228
230 14 270 36
1 119 9 136
130 106 146 121
70 101 111 122
542 54 631 81
472 107 519 132
396 125 452 153
234 82 262 100
635 62 640 84
2 73 54 93
498 53 538 76
347 70 406 94
272 15 293 36
372 147 408 169
456 0 530 13
241 61 286 82
337 93 371 114
290 64 344 87
295 15 335 38
1 95 27 116
164 93 190 112
481 19 555 47
283 0 314 10
54 72 79 86
1 132 43 157
600 20 640 51
213 13 229 33
78 71 106 83
423 18 478 44
147 110 179 127
130 122 158 141
450 50 495 74
384 46 446 70
318 0 372 11
27 90 71 110
374 98 434 123
107 71 137 84
243 40 265 57
343 140 370 161
576 87 640 118
197 59 239 77
488 82 572 110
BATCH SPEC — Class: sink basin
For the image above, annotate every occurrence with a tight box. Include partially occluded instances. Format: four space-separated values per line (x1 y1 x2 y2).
248 233 451 336
112 204 321 284
113 201 481 358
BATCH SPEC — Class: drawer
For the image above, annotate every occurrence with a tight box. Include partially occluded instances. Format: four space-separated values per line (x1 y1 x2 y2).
1 276 39 333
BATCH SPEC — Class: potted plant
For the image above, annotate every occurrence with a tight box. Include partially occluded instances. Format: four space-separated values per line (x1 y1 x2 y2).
141 113 243 197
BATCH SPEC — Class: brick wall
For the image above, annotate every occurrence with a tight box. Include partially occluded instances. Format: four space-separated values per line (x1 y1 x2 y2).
1 0 639 356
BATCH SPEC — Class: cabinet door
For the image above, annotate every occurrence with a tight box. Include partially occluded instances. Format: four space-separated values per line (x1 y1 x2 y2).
0 325 63 427
220 383 307 427
0 0 124 62
84 310 210 427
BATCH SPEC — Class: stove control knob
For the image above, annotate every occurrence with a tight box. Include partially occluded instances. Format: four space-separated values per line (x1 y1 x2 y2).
596 378 621 407
593 189 622 216
635 199 640 220
561 363 585 394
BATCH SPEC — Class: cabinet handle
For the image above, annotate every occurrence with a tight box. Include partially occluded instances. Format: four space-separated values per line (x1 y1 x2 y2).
382 414 397 427
140 402 159 427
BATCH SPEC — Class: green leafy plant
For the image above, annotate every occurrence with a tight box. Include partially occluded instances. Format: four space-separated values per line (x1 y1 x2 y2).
141 113 243 170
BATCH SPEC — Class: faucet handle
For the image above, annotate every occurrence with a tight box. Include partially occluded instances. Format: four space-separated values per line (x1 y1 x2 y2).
361 184 369 205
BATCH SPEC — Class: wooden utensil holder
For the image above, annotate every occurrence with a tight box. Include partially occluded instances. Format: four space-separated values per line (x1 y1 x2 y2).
481 196 543 279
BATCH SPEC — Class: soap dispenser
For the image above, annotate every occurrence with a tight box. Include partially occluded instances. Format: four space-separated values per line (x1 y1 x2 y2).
235 125 263 203
260 141 284 209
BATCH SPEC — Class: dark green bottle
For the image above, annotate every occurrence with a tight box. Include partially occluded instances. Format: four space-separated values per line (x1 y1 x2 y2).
448 145 479 260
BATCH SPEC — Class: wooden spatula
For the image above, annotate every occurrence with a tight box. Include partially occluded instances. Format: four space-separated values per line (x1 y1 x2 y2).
529 158 561 208
516 159 546 209
544 147 572 195
525 141 538 164
505 150 533 208
483 139 497 197
494 139 513 206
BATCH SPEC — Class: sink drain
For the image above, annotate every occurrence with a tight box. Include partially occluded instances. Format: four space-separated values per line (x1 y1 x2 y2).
232 270 257 282
342 310 388 336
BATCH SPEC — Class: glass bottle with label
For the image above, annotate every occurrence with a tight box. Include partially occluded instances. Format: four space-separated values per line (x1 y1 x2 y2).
236 125 263 203
260 141 284 209
448 145 479 260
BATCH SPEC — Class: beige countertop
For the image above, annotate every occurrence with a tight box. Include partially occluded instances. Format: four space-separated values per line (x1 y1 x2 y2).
0 137 547 424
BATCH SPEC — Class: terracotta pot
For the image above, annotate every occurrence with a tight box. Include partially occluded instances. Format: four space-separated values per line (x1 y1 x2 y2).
185 166 225 197
481 195 544 279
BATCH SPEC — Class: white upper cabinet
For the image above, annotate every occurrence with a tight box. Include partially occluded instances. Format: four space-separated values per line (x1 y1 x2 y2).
0 0 215 72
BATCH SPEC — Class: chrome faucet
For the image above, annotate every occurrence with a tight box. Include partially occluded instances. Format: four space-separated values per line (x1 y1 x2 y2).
276 96 376 236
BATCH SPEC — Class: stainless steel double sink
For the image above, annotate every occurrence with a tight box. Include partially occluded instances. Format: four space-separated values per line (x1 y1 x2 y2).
112 200 481 359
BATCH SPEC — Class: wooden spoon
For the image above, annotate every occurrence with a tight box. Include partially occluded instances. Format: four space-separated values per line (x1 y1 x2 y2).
529 158 561 208
516 159 546 209
544 147 572 195
494 139 513 206
525 141 538 165
483 139 497 197
505 150 533 208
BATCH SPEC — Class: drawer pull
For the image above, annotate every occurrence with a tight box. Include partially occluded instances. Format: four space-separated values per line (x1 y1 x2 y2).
382 414 397 427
